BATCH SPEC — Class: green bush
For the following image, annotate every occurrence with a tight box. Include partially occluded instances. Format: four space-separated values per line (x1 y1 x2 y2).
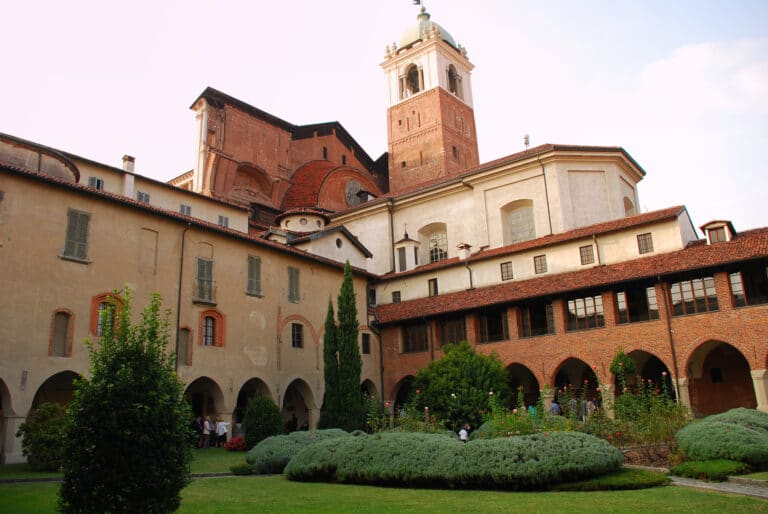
676 408 768 468
473 410 574 439
286 431 623 490
671 459 750 482
229 463 254 476
15 402 67 471
245 429 350 474
551 467 670 491
243 395 282 450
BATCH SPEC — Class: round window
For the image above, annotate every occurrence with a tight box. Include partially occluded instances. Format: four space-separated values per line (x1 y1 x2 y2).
300 218 308 225
336 238 343 248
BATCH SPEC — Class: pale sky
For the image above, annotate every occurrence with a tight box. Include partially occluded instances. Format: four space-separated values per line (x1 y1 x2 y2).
3 1 767 231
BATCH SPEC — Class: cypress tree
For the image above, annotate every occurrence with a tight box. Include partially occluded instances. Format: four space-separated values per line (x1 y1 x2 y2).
336 261 364 431
318 298 340 428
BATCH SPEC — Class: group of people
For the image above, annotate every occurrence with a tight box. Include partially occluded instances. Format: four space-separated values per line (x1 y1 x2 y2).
191 415 230 448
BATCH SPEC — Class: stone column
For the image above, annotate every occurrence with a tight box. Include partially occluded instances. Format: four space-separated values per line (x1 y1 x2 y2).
600 384 615 419
1 416 26 464
751 369 768 413
309 407 321 429
676 377 692 411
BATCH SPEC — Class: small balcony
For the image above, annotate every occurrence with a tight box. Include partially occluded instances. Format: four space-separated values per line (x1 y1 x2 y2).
193 279 216 305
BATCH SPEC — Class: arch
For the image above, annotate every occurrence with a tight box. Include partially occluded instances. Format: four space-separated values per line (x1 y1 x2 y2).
279 314 319 347
501 199 535 245
623 196 636 217
405 64 421 96
233 377 272 424
392 375 415 409
552 357 599 411
418 222 448 264
686 341 756 416
184 376 226 419
231 162 273 204
282 378 316 430
0 377 13 417
199 309 225 347
507 363 540 408
615 350 675 398
360 379 379 401
31 371 82 411
447 64 463 99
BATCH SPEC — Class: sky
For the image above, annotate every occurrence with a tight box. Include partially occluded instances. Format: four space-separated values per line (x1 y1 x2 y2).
3 1 767 231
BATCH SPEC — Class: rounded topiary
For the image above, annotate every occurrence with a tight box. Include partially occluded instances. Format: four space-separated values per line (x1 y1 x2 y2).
243 395 283 450
245 429 350 474
676 409 768 468
15 402 66 471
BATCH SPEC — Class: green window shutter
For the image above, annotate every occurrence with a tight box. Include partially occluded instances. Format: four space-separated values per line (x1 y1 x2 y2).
248 256 261 294
64 210 90 259
288 266 299 302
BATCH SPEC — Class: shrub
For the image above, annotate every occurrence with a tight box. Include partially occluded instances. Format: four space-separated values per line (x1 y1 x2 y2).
229 463 254 475
245 429 350 474
243 395 282 450
551 467 670 491
58 292 191 514
676 408 768 468
15 402 67 471
224 436 246 451
286 431 623 490
671 459 750 482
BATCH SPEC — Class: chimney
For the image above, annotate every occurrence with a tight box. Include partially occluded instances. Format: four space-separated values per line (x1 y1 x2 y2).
457 242 472 260
122 155 135 173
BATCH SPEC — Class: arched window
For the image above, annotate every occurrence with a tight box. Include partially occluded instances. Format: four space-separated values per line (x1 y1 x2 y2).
400 64 424 99
624 196 636 217
89 293 121 337
199 310 225 347
49 309 73 357
502 200 535 245
447 64 462 99
419 223 449 264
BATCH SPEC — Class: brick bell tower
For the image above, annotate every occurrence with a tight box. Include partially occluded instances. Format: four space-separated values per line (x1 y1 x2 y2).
382 7 479 195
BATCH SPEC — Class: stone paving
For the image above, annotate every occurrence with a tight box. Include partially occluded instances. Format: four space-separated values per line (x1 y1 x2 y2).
670 475 768 500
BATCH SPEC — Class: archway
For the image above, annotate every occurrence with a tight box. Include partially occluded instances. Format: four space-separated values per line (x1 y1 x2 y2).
360 379 379 401
31 371 81 411
615 350 675 399
393 375 415 411
687 341 756 416
553 358 599 417
0 378 12 458
282 379 316 431
184 376 225 420
507 363 540 408
234 378 272 424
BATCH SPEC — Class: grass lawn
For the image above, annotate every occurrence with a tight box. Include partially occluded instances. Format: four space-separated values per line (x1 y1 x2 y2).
740 471 768 481
1 475 767 513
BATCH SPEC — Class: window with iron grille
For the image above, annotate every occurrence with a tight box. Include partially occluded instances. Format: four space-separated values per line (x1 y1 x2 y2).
500 261 513 281
62 209 90 261
579 245 595 265
534 255 547 274
669 277 719 316
637 233 654 254
291 323 303 348
203 316 216 346
566 295 605 331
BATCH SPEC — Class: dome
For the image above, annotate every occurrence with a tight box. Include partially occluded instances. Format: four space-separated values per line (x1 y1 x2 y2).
399 8 457 50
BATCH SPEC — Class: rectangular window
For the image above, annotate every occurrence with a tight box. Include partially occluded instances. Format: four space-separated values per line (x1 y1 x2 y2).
342 155 347 165
203 316 216 346
637 233 654 254
428 278 438 297
729 265 768 307
566 295 605 331
414 247 419 266
178 328 191 365
180 204 192 216
361 333 371 355
402 322 428 353
87 176 104 190
195 258 214 302
616 285 660 324
137 191 150 203
440 316 466 346
479 307 509 343
247 255 261 296
367 288 376 307
96 302 114 337
218 215 229 228
534 255 547 274
500 261 514 281
709 227 727 243
398 247 407 272
291 323 303 348
392 291 401 303
51 312 70 357
288 266 300 302
669 277 719 316
63 209 90 261
519 301 555 338
579 245 595 265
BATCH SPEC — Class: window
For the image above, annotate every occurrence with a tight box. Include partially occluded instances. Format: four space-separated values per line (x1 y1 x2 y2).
137 191 150 203
180 204 192 216
502 200 535 245
218 215 229 228
199 310 224 347
637 233 654 254
96 301 113 337
398 247 407 272
361 333 371 355
500 261 513 281
247 255 261 296
392 291 401 303
447 64 463 99
195 258 215 303
730 265 768 307
402 322 428 353
342 155 347 165
428 278 438 297
669 277 719 316
90 293 120 336
400 64 423 99
708 227 727 243
428 231 448 263
291 323 303 348
534 255 547 274
288 266 300 302
322 146 328 159
440 316 466 346
178 327 191 365
519 301 555 338
479 307 509 343
616 285 659 323
566 295 605 331
414 247 419 266
452 146 458 159
203 316 216 346
367 288 376 307
50 310 72 357
62 209 90 261
579 245 595 265
87 176 104 190
624 196 636 217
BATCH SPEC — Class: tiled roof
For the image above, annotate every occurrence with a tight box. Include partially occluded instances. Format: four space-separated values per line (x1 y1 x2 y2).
379 206 687 280
375 227 768 325
281 161 338 209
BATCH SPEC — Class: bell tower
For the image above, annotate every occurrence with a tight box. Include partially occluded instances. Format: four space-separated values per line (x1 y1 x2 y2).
382 7 479 195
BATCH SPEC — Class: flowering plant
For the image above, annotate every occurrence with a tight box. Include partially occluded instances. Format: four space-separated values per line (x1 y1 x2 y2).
224 436 246 451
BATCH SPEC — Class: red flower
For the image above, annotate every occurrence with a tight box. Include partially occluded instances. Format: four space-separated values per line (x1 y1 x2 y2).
384 401 390 408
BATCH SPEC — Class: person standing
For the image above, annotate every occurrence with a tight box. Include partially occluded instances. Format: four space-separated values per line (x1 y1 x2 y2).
459 423 470 443
202 416 212 448
216 418 230 447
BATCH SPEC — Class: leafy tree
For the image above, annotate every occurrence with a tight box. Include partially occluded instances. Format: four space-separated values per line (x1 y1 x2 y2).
318 299 339 428
58 291 191 514
15 402 66 471
243 395 283 449
413 342 510 430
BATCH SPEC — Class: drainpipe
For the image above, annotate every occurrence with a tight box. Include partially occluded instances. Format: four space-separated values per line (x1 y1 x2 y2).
537 153 554 236
369 314 385 406
659 276 683 401
175 223 192 371
387 199 396 273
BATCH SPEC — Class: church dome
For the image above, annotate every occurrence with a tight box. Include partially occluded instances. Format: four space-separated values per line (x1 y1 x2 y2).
400 7 457 50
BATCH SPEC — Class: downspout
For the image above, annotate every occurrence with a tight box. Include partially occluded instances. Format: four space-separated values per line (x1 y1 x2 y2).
464 261 474 289
537 153 554 236
175 223 192 371
659 277 683 401
369 313 385 406
387 199 396 273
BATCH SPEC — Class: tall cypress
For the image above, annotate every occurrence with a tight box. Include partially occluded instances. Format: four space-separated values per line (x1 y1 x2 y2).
318 298 339 428
336 261 364 431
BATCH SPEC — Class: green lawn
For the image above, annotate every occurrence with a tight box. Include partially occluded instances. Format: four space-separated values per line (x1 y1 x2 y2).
740 471 768 481
1 475 766 513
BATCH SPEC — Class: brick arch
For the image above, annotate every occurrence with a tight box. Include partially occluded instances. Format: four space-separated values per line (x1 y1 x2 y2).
506 362 540 407
279 314 319 346
685 340 756 416
392 375 416 408
681 334 760 372
198 309 226 347
552 356 599 395
31 370 83 411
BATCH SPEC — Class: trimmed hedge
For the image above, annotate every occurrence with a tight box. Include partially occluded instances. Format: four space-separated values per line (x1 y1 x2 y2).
285 431 623 490
245 429 350 474
671 459 750 482
550 467 670 491
676 408 768 468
